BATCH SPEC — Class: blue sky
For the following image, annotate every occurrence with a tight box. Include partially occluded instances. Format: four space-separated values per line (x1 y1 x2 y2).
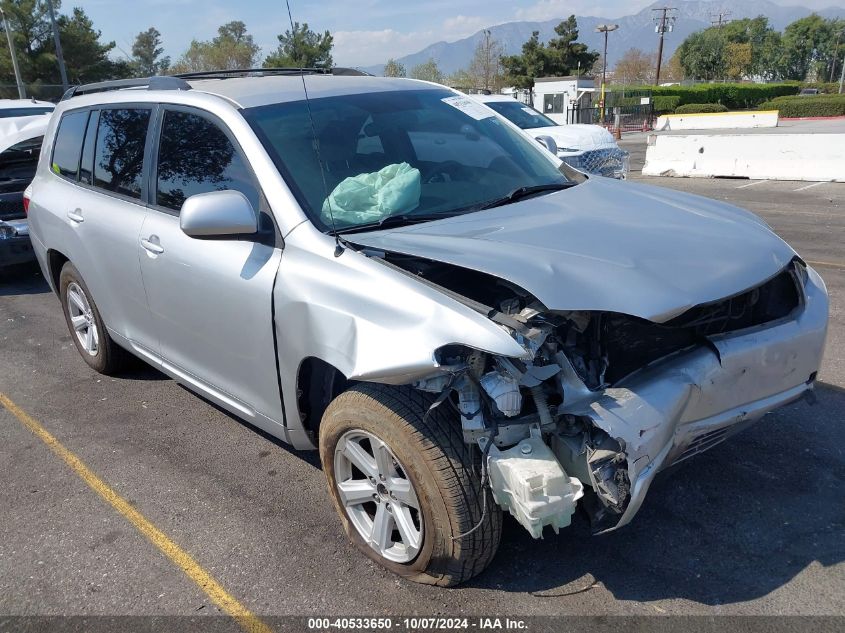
79 0 845 67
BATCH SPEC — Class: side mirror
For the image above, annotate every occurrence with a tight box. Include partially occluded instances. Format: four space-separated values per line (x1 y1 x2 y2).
535 135 558 156
180 190 258 238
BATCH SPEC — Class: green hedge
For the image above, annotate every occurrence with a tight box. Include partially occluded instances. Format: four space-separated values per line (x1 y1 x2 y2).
781 81 842 94
758 95 845 117
617 83 801 109
653 95 681 113
674 103 729 114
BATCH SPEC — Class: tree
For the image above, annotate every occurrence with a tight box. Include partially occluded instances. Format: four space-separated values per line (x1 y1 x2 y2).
677 28 727 80
661 51 685 82
501 31 546 91
502 17 597 94
171 21 259 73
613 48 655 85
131 27 169 76
383 58 405 77
52 7 131 83
545 16 599 76
725 42 753 80
446 68 474 88
781 15 842 81
264 21 333 68
720 17 783 79
409 58 444 83
0 0 128 96
468 30 504 91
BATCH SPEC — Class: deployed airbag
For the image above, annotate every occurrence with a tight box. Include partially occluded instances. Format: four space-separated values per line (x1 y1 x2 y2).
322 162 421 225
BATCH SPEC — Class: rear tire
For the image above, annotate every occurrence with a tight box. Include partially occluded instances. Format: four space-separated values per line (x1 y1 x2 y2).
59 262 126 375
320 383 501 587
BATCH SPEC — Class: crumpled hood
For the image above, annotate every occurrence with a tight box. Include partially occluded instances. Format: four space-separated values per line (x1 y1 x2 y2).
527 124 616 152
0 115 49 153
350 177 796 323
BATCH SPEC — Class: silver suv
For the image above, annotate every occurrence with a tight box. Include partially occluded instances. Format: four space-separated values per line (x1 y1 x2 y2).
27 70 828 587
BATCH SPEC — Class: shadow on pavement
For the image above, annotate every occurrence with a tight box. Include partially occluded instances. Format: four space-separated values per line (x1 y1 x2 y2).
0 261 50 296
470 382 845 605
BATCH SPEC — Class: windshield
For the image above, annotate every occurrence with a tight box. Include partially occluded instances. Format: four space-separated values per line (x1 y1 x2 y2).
483 100 557 130
245 89 568 233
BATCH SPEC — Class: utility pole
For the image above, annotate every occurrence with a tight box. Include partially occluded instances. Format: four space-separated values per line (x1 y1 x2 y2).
710 10 731 28
653 6 677 86
45 0 69 92
0 7 26 98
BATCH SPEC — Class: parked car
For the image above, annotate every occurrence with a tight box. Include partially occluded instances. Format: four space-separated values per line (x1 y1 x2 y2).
471 93 629 179
0 115 49 268
28 71 828 587
799 88 820 96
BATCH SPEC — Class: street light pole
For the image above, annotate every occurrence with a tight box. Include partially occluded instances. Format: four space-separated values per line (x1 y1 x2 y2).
839 50 844 94
595 24 618 115
45 0 69 92
0 8 26 99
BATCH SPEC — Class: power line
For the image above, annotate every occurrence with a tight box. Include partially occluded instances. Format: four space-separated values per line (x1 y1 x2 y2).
652 6 677 86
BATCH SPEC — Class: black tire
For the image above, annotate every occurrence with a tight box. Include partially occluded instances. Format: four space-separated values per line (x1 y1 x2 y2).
319 383 502 587
59 261 126 375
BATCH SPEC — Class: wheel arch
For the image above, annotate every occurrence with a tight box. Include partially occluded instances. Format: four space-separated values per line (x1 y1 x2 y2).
46 248 70 295
296 356 349 444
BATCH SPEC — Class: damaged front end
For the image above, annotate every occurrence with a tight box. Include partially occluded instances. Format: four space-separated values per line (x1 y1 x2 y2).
399 253 828 538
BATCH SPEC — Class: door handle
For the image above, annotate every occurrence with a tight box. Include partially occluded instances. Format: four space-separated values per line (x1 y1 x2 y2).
140 237 164 255
67 209 84 223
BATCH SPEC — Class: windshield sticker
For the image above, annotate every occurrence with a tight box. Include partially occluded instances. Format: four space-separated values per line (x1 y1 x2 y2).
441 96 494 121
521 107 537 115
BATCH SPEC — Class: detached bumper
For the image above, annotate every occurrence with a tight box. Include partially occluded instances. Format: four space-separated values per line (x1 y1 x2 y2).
573 266 829 532
0 219 34 267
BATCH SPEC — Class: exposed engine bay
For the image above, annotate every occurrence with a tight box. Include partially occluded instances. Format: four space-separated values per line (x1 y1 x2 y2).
373 249 812 537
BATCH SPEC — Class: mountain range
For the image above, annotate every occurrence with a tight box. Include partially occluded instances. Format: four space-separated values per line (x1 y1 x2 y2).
361 0 845 76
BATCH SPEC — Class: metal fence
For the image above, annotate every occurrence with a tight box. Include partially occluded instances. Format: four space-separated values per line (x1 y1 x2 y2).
566 102 655 132
0 84 66 102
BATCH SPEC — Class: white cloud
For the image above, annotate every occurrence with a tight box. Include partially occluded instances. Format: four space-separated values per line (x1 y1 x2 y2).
333 29 436 66
515 0 651 21
334 15 491 67
442 15 489 36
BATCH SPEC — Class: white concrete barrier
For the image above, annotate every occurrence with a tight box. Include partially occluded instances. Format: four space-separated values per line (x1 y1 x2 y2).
654 110 779 131
642 133 845 182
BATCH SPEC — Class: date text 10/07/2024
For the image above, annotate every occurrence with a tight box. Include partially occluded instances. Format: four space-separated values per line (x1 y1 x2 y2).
307 617 529 630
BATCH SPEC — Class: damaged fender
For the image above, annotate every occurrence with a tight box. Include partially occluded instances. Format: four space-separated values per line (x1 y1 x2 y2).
273 226 526 448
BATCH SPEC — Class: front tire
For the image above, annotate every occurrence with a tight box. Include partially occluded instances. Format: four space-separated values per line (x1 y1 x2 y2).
320 383 501 587
59 262 126 375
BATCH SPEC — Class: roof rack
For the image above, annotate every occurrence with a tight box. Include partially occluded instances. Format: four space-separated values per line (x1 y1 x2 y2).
61 76 191 101
172 67 371 80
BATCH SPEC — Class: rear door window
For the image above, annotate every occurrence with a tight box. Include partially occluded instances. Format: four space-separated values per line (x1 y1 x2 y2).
51 110 89 179
93 108 151 199
155 109 259 212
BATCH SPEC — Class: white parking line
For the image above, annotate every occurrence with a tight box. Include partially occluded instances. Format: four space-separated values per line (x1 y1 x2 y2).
736 180 767 189
793 181 827 192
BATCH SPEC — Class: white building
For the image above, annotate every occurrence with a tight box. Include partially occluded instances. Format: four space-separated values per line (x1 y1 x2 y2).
533 76 596 125
502 76 596 125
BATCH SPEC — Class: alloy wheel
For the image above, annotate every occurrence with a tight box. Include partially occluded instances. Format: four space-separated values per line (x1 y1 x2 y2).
334 429 423 563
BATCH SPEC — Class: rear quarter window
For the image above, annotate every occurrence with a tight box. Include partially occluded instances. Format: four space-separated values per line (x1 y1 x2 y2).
51 110 89 179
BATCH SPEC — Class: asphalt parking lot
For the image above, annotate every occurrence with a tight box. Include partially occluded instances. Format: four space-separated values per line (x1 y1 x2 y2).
1 139 843 627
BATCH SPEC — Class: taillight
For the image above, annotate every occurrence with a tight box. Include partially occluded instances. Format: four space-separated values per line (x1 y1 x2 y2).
22 193 30 215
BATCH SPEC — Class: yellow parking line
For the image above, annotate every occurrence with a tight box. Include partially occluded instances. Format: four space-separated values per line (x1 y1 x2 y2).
0 392 273 633
806 260 845 271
